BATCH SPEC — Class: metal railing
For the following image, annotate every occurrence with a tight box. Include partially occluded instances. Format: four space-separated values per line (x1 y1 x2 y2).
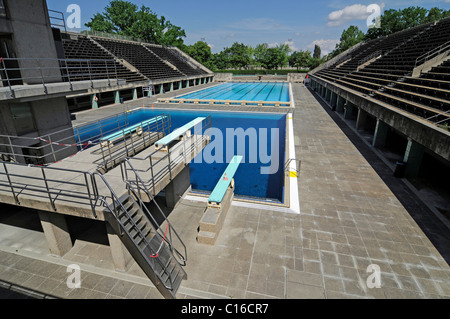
82 30 155 45
415 40 450 67
120 116 212 196
98 114 171 170
92 172 180 291
0 161 98 215
0 57 120 98
48 9 67 32
0 108 135 165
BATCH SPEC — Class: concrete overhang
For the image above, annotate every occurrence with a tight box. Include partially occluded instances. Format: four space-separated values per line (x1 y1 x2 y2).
310 74 450 162
0 79 126 102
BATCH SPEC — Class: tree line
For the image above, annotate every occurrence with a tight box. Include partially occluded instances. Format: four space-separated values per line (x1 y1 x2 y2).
84 2 450 71
183 42 323 72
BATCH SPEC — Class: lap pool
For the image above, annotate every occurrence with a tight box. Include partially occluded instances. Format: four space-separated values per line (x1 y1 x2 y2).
159 82 292 107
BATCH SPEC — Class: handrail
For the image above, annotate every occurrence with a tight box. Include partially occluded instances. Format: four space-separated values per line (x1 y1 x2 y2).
123 164 187 266
415 40 450 67
0 57 120 98
48 9 67 33
98 113 171 170
0 161 98 217
92 172 177 291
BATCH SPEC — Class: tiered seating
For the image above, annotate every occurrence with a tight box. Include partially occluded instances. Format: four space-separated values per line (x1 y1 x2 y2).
314 17 450 125
62 33 147 83
144 44 208 76
94 38 184 80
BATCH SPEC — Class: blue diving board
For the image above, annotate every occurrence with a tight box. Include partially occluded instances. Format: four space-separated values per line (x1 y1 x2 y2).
155 117 206 150
101 115 167 142
208 156 243 205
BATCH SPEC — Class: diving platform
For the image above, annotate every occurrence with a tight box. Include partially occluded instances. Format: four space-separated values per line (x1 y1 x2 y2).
197 155 243 245
154 117 207 151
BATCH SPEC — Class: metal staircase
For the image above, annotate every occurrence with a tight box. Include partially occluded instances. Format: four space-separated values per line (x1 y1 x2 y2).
94 173 187 299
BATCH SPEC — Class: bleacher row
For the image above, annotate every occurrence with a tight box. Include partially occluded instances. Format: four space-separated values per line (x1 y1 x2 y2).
61 32 209 83
313 17 450 126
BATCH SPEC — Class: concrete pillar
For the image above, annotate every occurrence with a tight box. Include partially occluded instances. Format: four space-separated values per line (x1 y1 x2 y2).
106 222 132 272
356 108 368 131
132 88 138 100
147 87 152 97
372 119 389 148
178 81 182 90
336 96 345 113
114 91 120 104
169 82 174 92
38 211 73 257
186 80 190 88
344 102 354 120
165 165 191 209
92 94 98 109
326 89 331 103
330 92 338 111
403 139 425 178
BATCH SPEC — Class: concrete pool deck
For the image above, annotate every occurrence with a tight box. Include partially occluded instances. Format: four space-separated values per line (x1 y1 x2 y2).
0 83 449 299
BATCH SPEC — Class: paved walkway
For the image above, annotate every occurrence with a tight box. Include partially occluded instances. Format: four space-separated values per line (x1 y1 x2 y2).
0 83 449 299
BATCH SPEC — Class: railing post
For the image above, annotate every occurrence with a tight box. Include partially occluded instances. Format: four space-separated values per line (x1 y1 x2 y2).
1 58 14 98
41 167 56 211
3 162 19 205
84 173 97 219
149 156 155 195
47 135 57 164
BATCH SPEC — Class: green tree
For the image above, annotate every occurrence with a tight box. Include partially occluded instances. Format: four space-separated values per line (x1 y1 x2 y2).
254 43 269 68
259 47 285 70
313 44 321 59
366 6 432 40
335 25 365 54
212 51 230 70
223 42 252 69
184 41 212 64
85 0 186 48
289 51 312 71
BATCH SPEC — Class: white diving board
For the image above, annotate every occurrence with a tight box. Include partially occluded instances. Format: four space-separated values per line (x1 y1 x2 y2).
101 115 167 144
154 117 206 151
208 156 243 206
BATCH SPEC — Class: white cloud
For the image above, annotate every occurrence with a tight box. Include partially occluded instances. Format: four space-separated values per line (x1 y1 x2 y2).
327 4 371 27
308 39 340 56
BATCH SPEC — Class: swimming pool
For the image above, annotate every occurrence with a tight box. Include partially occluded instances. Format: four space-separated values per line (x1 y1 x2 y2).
159 82 292 107
76 108 287 202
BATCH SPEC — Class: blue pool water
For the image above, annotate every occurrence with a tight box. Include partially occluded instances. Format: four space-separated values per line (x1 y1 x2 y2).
76 108 287 202
176 82 290 103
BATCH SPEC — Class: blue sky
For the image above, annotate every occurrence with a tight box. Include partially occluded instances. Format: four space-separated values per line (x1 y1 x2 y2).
46 0 450 55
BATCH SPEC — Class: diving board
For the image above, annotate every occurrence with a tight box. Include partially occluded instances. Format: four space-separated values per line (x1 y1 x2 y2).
154 117 206 151
101 115 167 145
208 155 243 207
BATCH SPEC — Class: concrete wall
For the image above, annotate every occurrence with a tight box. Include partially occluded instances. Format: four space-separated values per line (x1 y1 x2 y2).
288 73 306 83
214 73 232 82
3 0 61 84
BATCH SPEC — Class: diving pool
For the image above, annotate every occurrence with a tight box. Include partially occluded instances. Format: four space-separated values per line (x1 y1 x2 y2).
76 108 287 203
174 82 290 104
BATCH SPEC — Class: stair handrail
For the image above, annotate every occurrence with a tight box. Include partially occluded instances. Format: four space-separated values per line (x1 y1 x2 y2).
415 40 450 67
92 172 178 291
